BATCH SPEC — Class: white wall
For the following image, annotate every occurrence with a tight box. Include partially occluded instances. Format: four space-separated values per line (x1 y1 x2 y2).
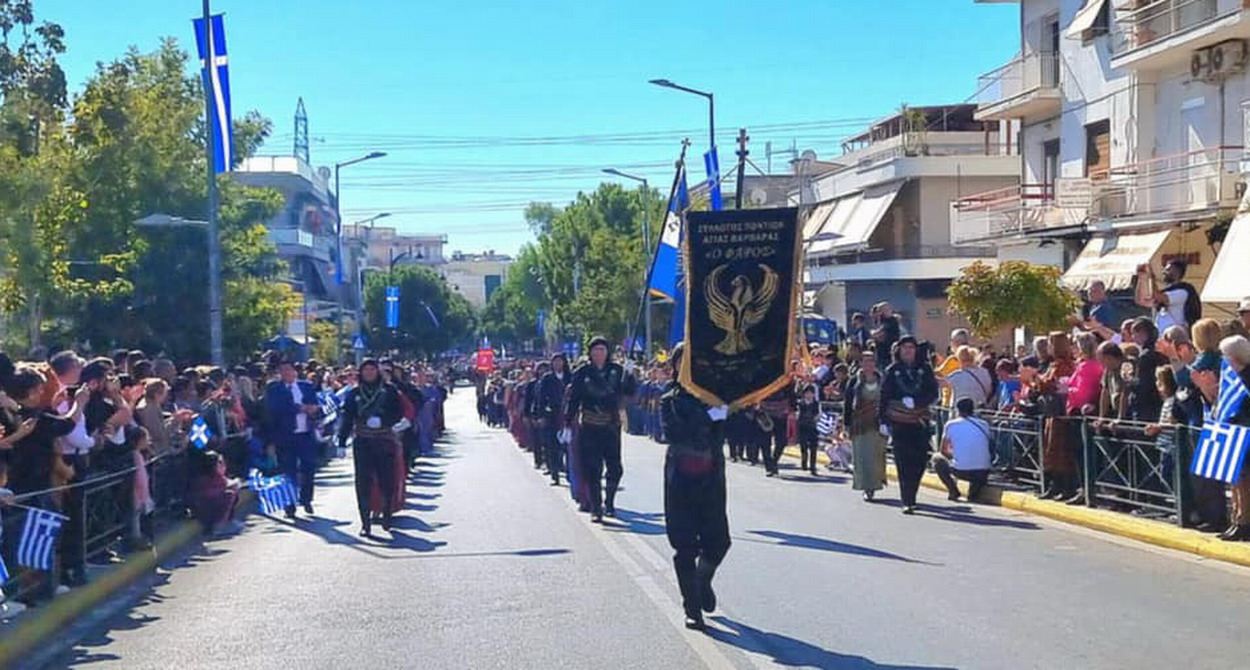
1058 0 1133 178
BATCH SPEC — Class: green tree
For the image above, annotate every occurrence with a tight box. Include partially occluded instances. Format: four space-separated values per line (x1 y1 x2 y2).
479 243 545 348
946 261 1080 339
363 265 476 357
532 182 661 342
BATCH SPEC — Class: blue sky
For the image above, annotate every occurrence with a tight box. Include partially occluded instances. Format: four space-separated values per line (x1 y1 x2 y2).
41 0 1017 255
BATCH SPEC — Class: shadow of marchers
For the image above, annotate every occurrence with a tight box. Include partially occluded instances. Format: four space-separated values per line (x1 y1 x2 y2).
743 530 939 565
384 528 448 553
601 508 667 536
387 515 448 533
875 499 1041 531
707 617 957 669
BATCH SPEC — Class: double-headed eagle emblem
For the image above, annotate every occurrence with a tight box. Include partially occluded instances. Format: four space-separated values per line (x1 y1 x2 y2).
705 264 779 356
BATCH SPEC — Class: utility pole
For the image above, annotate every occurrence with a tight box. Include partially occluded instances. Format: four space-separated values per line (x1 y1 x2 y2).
202 0 224 367
735 128 750 209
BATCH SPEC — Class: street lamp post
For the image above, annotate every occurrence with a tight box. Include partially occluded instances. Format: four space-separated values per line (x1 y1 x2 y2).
603 168 652 358
649 78 715 152
333 151 386 361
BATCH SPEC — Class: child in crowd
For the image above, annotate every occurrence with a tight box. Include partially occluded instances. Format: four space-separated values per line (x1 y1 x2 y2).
126 424 155 551
796 385 821 477
188 450 242 537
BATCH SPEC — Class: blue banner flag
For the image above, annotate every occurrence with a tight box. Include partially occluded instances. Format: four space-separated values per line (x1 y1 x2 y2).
385 285 400 329
536 310 546 338
192 14 233 174
250 471 299 515
18 507 67 571
190 415 212 450
647 165 689 302
704 147 722 211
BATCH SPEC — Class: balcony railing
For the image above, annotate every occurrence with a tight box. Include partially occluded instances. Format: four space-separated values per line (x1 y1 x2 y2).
1089 146 1243 221
950 184 1060 244
976 51 1060 109
1111 0 1227 55
806 244 994 267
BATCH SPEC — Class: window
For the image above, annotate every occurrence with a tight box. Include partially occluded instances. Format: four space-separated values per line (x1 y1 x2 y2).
1085 120 1111 179
1043 139 1060 197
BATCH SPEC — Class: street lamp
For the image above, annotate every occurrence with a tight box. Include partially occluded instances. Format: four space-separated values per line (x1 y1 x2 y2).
333 151 387 361
603 168 653 358
649 78 716 151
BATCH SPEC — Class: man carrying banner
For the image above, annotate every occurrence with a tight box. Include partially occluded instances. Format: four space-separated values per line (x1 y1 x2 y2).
337 358 409 537
660 343 730 631
566 337 636 522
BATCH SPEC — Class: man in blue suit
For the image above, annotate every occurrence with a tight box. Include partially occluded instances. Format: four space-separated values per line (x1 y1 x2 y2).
266 359 321 518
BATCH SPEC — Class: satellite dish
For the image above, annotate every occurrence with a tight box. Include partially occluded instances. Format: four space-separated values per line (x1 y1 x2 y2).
800 149 818 162
749 188 768 206
317 166 332 181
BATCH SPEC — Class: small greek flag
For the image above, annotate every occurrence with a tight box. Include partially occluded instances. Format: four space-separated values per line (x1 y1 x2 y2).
817 412 837 437
1194 422 1250 483
0 554 8 583
18 508 67 572
1215 360 1249 423
318 391 339 425
250 471 298 515
190 415 212 450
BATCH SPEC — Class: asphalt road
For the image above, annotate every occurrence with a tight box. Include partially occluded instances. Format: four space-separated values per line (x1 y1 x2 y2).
37 389 1250 669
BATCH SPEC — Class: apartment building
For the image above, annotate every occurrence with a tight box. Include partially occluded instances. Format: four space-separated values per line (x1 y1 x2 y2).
956 0 1249 311
798 104 1018 344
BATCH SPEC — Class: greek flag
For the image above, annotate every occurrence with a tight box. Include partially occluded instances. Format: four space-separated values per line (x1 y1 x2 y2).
1193 361 1250 483
817 412 837 437
703 148 722 211
385 286 400 328
190 415 212 450
318 391 339 425
18 508 66 571
647 163 689 302
192 13 233 174
250 471 298 515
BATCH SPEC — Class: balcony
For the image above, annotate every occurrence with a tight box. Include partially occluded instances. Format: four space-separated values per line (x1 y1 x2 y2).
806 244 994 268
951 184 1067 244
1089 146 1244 226
1111 0 1250 70
974 52 1062 121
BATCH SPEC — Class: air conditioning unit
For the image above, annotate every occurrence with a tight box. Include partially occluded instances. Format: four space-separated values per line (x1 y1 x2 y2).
1193 40 1249 81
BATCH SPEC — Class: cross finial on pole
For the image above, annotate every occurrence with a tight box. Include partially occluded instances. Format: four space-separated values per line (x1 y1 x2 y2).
735 128 750 209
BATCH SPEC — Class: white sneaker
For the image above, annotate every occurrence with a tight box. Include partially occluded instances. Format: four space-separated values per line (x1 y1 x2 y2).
0 601 26 620
55 585 71 596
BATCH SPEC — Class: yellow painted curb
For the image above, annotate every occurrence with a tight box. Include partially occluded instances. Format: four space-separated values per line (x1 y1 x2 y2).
0 489 258 666
781 446 1250 569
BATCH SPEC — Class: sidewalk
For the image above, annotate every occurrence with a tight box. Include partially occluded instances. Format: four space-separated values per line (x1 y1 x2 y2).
784 446 1250 569
0 490 255 668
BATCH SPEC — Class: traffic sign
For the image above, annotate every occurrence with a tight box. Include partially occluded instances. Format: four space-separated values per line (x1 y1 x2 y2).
352 334 367 350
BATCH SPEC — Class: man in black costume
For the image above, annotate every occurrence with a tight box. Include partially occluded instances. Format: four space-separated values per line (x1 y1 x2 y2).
566 337 637 522
337 358 409 537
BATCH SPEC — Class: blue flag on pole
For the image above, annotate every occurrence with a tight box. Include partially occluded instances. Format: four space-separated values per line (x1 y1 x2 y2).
250 471 299 515
646 165 689 302
18 507 67 571
385 285 400 329
536 310 546 338
423 303 441 329
190 415 212 450
192 14 233 174
704 147 722 211
318 391 339 425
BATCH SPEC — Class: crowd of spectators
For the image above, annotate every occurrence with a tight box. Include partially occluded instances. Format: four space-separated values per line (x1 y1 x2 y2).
0 346 453 619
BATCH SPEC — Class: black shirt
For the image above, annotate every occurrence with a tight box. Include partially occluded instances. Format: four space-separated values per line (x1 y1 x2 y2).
337 382 404 445
566 362 637 423
7 407 76 495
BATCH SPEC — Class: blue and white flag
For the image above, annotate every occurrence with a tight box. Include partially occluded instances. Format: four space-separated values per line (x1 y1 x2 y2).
647 164 689 302
536 310 546 338
190 415 212 450
18 507 66 572
1194 361 1250 482
817 412 837 437
250 471 298 515
0 521 8 583
703 147 722 211
192 13 233 174
318 391 339 425
385 285 400 329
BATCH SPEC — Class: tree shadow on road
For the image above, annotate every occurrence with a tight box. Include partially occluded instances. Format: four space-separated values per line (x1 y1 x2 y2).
742 530 938 566
706 617 956 669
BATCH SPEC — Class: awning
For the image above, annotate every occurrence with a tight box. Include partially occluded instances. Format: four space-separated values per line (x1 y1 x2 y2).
829 181 903 253
1065 0 1108 38
801 199 839 249
1060 229 1173 292
1202 211 1250 304
808 193 864 255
